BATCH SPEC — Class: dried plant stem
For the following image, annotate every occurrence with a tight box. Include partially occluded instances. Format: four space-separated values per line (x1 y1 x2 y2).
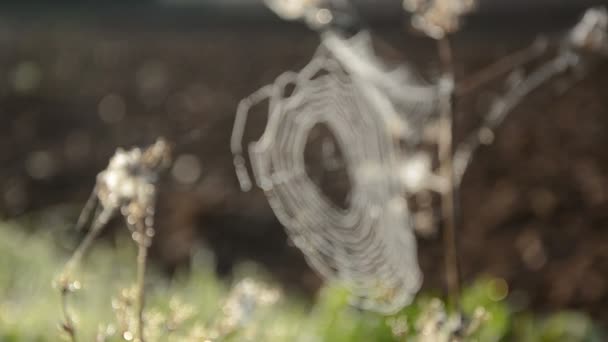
453 49 578 185
75 188 98 232
436 37 462 310
60 287 77 342
58 208 113 341
63 209 110 274
455 38 548 96
134 220 149 342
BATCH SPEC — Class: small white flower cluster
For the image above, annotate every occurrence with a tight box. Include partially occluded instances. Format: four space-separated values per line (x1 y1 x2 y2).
98 149 152 212
218 278 281 332
96 290 197 342
399 152 447 193
403 0 476 39
95 138 171 245
415 299 488 342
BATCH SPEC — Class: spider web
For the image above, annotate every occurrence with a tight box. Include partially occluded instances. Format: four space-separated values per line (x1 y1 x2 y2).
232 32 437 313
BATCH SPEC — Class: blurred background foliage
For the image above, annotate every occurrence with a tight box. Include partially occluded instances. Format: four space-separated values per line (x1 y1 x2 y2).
0 211 603 341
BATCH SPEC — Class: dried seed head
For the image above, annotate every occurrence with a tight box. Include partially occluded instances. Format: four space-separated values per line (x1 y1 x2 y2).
404 0 476 38
142 137 173 172
569 7 608 54
95 138 171 224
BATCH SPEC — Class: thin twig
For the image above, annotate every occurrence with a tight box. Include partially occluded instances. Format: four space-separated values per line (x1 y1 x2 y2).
436 36 462 310
60 286 77 341
132 199 157 342
455 37 549 97
134 220 149 342
58 208 114 341
63 208 113 275
453 6 608 185
75 188 98 232
453 50 579 185
57 138 169 341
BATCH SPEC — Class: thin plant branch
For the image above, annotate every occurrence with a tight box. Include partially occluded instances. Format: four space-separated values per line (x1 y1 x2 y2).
134 222 148 342
59 285 77 341
55 138 171 341
74 187 99 232
403 0 477 313
57 206 114 341
436 36 461 310
453 50 580 185
453 6 608 184
62 208 114 276
455 37 549 97
130 203 156 342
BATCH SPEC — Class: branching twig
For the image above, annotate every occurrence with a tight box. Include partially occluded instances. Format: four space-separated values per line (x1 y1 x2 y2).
455 37 549 97
454 6 608 185
55 138 171 341
57 207 114 341
453 50 579 185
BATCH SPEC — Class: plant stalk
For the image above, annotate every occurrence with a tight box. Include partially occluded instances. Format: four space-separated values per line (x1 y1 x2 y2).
436 36 462 310
58 207 113 342
134 220 149 342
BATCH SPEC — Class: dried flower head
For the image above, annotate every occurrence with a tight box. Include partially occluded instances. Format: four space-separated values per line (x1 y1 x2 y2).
97 138 170 220
569 7 608 55
56 137 172 342
404 0 476 38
